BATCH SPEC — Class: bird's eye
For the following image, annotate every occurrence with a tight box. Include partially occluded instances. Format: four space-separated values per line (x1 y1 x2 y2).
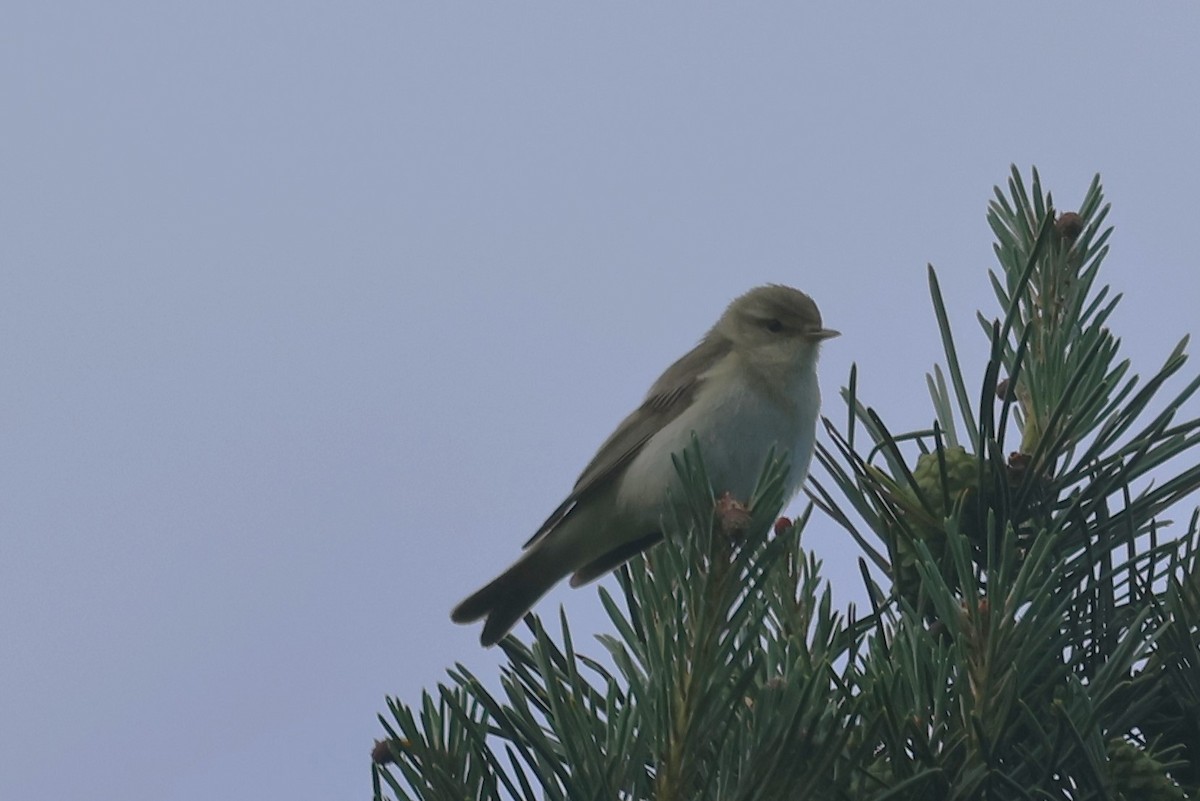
765 319 784 333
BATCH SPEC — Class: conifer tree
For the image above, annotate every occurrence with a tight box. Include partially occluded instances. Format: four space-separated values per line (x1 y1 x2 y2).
374 168 1200 800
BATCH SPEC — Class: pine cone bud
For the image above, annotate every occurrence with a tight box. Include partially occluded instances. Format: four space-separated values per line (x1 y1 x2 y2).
910 445 978 520
890 446 980 602
1106 738 1186 800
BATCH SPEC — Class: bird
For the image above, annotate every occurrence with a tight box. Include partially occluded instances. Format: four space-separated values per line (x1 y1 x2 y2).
451 284 838 646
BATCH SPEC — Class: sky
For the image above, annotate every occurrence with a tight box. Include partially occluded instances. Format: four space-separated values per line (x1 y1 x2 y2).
3 4 1199 800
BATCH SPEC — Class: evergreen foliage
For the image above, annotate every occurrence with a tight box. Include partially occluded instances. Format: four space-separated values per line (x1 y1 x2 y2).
375 168 1200 800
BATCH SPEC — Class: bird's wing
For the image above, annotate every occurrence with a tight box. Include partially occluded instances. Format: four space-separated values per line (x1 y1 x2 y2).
523 334 732 547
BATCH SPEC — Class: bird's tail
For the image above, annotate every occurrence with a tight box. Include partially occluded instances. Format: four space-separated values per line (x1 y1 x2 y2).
451 544 569 647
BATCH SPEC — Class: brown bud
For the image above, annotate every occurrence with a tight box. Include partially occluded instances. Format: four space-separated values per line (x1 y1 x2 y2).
1007 452 1032 483
773 516 793 536
372 739 402 765
715 492 752 541
995 378 1016 401
1055 212 1084 242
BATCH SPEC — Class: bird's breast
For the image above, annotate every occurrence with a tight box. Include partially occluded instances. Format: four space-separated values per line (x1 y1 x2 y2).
615 367 820 521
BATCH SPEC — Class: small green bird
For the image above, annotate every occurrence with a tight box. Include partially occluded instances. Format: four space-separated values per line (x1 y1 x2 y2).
452 285 838 646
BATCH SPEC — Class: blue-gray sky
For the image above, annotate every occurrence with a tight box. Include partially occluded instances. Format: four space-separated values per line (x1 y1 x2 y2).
3 5 1198 800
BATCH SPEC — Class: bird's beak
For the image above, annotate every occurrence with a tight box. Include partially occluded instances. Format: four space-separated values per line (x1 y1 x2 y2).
807 328 841 341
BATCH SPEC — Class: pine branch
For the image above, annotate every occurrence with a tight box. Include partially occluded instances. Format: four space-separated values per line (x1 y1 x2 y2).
816 165 1200 798
377 438 865 800
377 168 1200 800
